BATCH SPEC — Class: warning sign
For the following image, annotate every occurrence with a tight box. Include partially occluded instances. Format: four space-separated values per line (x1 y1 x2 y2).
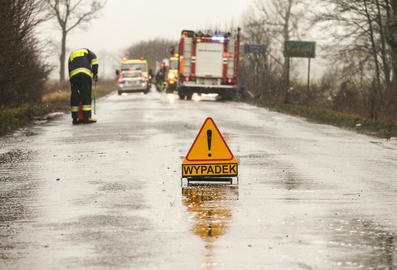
182 117 238 178
185 117 234 162
182 163 238 177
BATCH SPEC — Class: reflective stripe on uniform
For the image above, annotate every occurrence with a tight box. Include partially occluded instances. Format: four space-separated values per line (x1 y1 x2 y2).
69 49 88 62
82 105 92 111
71 106 79 112
91 58 99 65
70 67 93 78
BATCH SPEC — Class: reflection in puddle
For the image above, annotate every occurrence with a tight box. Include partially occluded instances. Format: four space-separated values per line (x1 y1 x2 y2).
182 185 238 268
182 185 238 242
282 171 301 191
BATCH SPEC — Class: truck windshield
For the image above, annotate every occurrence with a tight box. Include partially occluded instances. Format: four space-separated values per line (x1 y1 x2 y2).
169 59 178 70
121 63 146 72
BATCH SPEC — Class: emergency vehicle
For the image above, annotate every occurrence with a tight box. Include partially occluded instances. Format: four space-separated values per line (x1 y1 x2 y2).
177 28 241 100
166 54 179 93
116 58 150 95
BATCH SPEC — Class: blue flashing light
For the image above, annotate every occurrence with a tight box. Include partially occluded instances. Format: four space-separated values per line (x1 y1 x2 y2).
211 35 225 42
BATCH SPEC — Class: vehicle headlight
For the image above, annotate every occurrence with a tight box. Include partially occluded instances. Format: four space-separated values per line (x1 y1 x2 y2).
168 73 175 79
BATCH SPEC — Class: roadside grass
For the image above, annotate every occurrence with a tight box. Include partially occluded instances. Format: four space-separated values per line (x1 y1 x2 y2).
0 80 115 137
245 98 397 139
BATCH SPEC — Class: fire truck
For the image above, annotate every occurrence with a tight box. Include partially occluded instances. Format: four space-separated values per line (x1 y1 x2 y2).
177 28 241 100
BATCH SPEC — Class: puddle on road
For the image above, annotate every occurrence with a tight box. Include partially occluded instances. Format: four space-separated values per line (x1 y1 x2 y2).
0 178 38 262
0 149 36 223
42 214 155 268
0 183 37 223
326 215 396 269
0 149 31 165
182 185 238 265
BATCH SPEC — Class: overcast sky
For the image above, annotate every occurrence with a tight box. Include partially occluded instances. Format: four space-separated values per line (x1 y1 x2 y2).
39 0 252 77
86 0 249 48
39 0 324 79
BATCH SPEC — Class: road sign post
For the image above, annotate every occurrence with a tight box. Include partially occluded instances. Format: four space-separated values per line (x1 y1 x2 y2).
284 40 316 97
307 58 311 97
244 44 266 97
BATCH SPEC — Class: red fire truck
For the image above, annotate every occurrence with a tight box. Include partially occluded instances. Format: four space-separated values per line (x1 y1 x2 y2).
177 28 241 100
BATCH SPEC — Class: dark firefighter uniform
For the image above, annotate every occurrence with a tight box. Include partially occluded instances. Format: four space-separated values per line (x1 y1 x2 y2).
68 48 98 124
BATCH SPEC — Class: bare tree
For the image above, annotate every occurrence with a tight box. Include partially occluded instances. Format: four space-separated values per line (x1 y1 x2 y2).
43 0 106 82
314 0 394 119
388 0 397 89
242 10 273 99
243 0 304 102
375 0 391 88
255 0 305 101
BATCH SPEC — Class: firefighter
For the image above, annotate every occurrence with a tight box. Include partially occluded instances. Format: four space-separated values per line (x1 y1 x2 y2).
68 48 98 125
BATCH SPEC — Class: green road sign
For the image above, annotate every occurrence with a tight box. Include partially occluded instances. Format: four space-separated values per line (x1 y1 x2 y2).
284 41 316 58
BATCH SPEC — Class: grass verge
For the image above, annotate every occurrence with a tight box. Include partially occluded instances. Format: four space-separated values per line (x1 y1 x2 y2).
245 98 397 139
0 80 115 137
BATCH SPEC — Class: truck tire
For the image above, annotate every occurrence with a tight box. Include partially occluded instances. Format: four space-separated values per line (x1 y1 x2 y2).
178 88 185 100
221 90 235 101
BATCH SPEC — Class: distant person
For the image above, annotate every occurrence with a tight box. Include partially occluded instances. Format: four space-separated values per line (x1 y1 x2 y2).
68 48 98 125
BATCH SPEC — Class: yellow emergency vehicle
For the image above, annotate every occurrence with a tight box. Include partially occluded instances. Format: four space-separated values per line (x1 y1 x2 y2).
166 54 179 93
116 58 150 95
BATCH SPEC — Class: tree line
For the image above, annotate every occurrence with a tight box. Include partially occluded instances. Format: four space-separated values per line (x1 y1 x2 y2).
125 39 177 73
242 0 397 122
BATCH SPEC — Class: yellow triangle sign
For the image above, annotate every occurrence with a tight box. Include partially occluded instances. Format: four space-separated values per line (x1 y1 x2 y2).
185 117 234 161
182 118 238 178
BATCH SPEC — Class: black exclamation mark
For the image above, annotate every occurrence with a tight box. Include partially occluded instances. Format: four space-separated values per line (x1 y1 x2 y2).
207 129 212 157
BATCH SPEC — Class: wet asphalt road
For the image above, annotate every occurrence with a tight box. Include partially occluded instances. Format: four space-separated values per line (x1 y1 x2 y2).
1 88 397 269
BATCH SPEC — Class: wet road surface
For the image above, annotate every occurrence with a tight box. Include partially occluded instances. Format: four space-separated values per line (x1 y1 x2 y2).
1 89 397 269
